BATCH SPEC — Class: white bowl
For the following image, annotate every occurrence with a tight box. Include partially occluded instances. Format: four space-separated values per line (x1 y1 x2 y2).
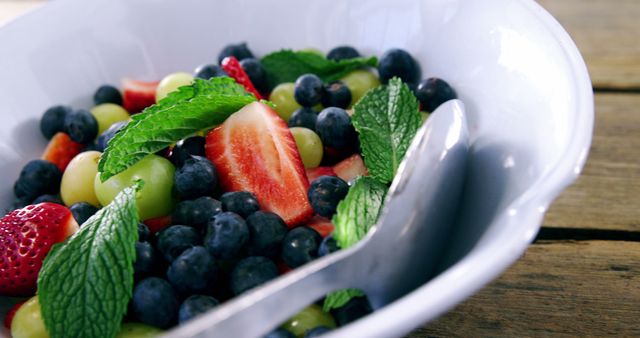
0 0 593 337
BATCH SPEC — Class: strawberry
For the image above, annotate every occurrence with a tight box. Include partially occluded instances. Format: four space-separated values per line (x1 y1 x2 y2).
3 301 25 329
0 203 78 296
333 154 368 182
143 215 172 234
221 56 264 100
306 166 336 183
205 102 313 227
122 78 159 114
307 215 335 238
41 132 83 172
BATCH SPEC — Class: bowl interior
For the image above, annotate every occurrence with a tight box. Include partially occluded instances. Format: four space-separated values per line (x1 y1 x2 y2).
0 0 592 336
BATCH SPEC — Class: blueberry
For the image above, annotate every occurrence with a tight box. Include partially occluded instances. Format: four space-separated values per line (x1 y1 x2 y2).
134 242 161 280
315 107 357 150
294 74 325 107
96 120 127 152
173 196 222 230
194 64 228 80
32 194 63 205
308 176 349 218
321 81 352 109
264 328 296 338
178 295 220 324
229 256 278 295
40 105 71 139
330 296 373 326
240 58 268 95
168 246 218 294
13 160 61 201
64 109 98 143
68 202 99 225
218 42 255 64
304 326 333 337
318 235 339 257
174 156 218 200
137 222 151 242
156 225 201 262
93 84 123 105
205 212 249 259
327 46 360 61
132 277 179 328
414 78 458 113
288 107 318 131
169 136 206 168
245 211 288 258
378 48 421 86
220 191 260 218
281 227 322 268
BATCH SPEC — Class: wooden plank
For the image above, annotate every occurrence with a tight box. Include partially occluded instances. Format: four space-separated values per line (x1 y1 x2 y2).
537 0 640 89
408 240 640 337
543 93 640 231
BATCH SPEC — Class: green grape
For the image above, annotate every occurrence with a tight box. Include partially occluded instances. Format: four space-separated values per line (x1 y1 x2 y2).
61 151 102 207
281 304 336 337
269 83 302 121
94 154 176 220
421 111 430 124
11 296 49 338
340 69 380 107
156 72 194 101
115 323 162 338
298 48 324 57
290 127 323 169
90 103 130 134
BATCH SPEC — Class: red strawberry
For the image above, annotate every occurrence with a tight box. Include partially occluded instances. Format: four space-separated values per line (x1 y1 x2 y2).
321 146 354 166
306 166 337 183
333 154 368 182
307 215 335 238
221 56 264 100
143 215 172 234
277 261 293 275
3 301 25 329
122 78 159 114
205 102 313 227
0 203 78 296
41 132 83 172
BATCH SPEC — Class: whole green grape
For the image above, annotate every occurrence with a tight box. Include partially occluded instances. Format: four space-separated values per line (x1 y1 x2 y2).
340 69 380 107
269 83 302 121
290 127 323 168
281 304 336 337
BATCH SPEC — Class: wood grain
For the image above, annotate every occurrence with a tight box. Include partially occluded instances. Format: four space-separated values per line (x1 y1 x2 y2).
538 0 640 89
543 93 640 231
408 240 640 337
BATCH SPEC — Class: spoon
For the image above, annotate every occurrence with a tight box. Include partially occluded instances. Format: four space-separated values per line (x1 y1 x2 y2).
164 99 469 338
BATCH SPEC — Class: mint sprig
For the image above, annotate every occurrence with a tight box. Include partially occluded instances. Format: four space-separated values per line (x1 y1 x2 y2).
98 77 256 181
261 50 378 89
352 77 421 183
37 183 141 338
324 177 388 311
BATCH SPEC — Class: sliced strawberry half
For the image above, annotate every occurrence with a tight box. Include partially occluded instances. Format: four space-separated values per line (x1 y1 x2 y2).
306 166 336 183
307 215 335 238
122 78 159 114
205 102 313 227
221 56 264 100
333 154 368 182
41 132 83 172
0 203 78 296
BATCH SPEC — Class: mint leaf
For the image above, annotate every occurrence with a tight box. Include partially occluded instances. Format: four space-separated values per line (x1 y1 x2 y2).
98 77 256 181
352 77 421 183
261 50 377 89
324 177 387 312
38 184 141 338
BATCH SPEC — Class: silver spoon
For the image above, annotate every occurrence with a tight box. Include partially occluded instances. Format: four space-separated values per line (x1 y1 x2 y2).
164 99 469 338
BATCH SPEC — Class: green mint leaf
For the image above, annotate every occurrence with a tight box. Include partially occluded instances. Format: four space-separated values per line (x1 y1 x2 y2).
323 288 364 312
261 49 378 89
98 77 256 181
323 177 387 312
352 77 421 183
37 185 140 338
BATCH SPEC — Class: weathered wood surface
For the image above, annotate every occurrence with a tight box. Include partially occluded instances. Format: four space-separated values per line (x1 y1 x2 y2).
408 240 640 337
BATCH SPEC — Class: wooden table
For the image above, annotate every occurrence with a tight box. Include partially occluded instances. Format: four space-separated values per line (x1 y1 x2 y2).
1 1 638 337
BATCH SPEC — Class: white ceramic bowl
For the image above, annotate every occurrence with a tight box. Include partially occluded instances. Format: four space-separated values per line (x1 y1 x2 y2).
0 0 593 337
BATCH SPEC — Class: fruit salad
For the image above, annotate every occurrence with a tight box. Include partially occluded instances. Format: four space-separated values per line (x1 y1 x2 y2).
0 42 458 338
